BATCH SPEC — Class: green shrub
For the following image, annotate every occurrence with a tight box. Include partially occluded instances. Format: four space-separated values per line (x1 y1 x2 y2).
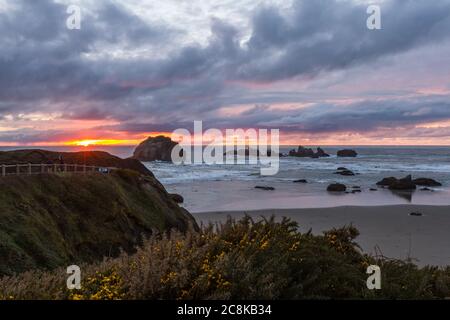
1 216 449 300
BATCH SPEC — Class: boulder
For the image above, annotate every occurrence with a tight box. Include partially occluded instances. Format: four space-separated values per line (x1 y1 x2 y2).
377 176 442 189
293 179 308 183
255 186 275 191
389 175 417 191
334 170 355 176
377 175 419 190
376 177 398 187
133 136 180 162
412 178 442 187
327 183 347 192
337 149 358 157
409 212 423 217
170 193 184 203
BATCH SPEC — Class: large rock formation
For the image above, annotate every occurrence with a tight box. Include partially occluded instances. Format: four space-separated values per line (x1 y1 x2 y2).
133 136 179 162
289 146 330 158
337 149 358 157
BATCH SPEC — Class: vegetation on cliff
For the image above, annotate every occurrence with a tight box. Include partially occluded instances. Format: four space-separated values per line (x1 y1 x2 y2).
0 169 196 276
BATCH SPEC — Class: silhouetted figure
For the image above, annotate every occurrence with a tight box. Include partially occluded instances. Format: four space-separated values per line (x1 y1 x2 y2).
58 155 64 172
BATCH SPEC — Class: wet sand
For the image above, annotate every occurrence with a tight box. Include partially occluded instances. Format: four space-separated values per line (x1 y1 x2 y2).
193 205 450 267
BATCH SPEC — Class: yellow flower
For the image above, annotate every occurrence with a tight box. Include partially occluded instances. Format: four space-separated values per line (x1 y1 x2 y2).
259 240 269 250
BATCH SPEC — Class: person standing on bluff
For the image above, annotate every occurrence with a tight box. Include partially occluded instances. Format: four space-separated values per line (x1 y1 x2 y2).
58 155 64 172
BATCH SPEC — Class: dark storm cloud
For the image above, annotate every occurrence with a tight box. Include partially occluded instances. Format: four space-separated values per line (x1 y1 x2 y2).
273 96 450 134
239 0 450 80
1 0 450 142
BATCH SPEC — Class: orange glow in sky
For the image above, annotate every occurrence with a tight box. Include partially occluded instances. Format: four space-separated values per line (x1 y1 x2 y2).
68 139 144 147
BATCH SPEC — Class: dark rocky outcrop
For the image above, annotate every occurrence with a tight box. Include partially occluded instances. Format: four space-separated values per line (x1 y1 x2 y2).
377 175 442 190
293 179 308 183
334 169 355 176
409 212 423 217
376 177 398 187
255 186 275 191
315 147 330 158
170 193 184 203
133 136 180 162
388 175 417 191
337 149 358 157
289 146 329 158
327 183 347 192
412 178 442 187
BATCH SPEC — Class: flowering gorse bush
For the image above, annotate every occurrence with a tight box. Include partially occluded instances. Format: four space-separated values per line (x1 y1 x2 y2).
1 216 449 300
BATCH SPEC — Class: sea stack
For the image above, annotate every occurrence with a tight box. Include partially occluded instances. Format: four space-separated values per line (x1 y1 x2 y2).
289 146 330 158
133 136 180 162
337 149 358 157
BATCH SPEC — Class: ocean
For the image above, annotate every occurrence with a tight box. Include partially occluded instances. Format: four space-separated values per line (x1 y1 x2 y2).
2 145 450 212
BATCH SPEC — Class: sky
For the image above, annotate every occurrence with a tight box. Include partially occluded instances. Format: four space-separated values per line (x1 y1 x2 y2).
1 0 450 146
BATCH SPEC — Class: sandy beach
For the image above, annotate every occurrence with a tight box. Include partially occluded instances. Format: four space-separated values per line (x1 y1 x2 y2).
193 205 450 267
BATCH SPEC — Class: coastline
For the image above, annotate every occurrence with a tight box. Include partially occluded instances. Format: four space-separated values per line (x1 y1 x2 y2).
193 205 450 267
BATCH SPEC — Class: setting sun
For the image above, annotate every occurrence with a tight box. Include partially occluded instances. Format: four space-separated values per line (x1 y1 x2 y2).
69 139 140 147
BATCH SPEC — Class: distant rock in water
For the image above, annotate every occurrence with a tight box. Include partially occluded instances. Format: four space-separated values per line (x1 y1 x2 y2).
377 175 441 190
381 175 417 191
412 178 442 187
224 148 279 157
376 177 398 187
133 136 180 162
337 149 358 157
293 179 308 183
315 147 330 158
334 169 355 176
289 146 329 158
327 183 347 192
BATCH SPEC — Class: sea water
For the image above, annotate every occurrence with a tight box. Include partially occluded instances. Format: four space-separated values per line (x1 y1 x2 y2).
3 146 450 212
